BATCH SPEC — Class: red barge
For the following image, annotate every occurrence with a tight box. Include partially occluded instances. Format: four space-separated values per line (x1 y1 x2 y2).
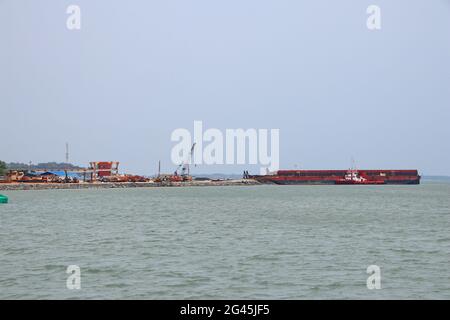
248 169 420 185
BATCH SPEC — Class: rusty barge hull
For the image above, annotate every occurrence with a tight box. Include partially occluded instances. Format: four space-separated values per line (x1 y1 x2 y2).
250 170 421 185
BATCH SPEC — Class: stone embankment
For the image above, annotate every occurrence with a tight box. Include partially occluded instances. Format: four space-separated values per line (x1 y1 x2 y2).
0 179 260 191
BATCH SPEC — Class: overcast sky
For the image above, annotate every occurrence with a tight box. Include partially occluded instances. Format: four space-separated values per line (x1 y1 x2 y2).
1 0 449 175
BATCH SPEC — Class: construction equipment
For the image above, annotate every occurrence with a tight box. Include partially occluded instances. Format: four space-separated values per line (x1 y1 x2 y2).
174 143 196 181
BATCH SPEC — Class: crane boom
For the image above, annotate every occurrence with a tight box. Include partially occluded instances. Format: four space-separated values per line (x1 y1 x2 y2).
174 143 196 178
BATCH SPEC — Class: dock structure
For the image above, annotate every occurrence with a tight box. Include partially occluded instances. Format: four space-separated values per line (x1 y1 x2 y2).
2 161 121 183
89 161 120 180
0 179 261 191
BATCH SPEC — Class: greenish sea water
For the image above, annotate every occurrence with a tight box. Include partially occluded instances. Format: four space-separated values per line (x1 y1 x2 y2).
1 183 449 299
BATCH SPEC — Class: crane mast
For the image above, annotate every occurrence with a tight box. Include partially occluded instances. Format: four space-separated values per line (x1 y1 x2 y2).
175 143 196 180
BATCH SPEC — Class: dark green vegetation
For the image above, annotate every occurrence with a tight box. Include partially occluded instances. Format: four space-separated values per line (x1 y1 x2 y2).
0 160 6 175
5 162 83 171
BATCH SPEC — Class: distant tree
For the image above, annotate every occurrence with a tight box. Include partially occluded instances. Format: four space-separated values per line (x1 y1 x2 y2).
6 162 83 171
0 160 6 175
4 162 29 170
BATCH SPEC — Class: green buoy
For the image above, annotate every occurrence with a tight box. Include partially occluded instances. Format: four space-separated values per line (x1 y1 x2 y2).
0 194 8 204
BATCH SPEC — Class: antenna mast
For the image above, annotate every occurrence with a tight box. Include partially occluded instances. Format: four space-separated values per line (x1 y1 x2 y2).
66 143 69 164
158 160 161 178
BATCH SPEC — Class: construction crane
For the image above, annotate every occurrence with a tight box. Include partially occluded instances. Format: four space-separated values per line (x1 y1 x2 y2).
174 143 196 180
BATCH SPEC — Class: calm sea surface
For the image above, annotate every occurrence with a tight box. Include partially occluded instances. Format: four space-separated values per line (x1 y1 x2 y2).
1 183 449 299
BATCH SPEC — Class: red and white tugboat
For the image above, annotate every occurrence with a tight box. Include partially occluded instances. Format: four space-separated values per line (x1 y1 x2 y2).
335 169 385 185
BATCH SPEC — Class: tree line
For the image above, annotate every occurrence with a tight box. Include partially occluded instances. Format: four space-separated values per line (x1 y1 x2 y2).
0 161 83 175
0 161 6 176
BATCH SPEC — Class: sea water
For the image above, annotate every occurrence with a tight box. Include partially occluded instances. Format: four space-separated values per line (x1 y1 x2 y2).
1 183 449 299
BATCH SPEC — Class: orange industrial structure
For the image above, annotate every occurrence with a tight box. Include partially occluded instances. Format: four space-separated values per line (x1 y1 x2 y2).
89 161 119 180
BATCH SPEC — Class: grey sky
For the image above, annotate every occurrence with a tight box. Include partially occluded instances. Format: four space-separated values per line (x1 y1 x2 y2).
1 0 449 175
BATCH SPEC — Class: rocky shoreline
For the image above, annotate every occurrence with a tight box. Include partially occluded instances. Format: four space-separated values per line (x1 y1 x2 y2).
0 179 260 191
